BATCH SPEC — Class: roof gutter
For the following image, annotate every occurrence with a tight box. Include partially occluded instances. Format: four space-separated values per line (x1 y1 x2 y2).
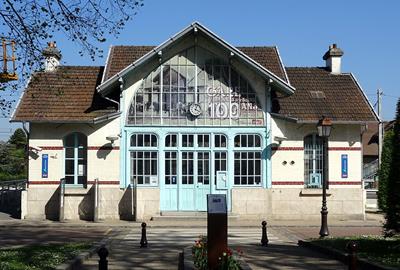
270 112 298 123
11 111 121 125
297 120 379 124
92 111 121 124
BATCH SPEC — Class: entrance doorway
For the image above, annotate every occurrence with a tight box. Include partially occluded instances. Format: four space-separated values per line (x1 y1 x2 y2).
179 151 210 211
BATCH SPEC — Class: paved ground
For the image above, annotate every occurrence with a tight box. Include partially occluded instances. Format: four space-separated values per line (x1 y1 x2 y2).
82 227 348 270
0 224 111 249
0 213 384 269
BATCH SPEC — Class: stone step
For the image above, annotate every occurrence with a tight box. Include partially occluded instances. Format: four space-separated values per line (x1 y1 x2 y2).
152 212 239 221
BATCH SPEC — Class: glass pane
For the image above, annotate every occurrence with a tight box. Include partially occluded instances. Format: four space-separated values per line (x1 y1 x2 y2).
78 176 86 185
64 134 75 147
65 160 74 175
77 133 86 147
138 134 143 147
65 148 74 158
65 176 74 185
130 135 137 146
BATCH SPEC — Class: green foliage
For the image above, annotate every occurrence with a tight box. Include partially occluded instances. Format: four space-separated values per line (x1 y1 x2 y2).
311 236 400 267
384 98 400 235
0 129 27 181
8 129 27 149
377 129 394 211
192 235 208 270
0 243 90 270
192 236 242 270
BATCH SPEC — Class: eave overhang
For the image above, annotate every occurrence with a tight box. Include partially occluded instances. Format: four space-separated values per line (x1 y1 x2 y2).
10 111 121 124
97 22 295 96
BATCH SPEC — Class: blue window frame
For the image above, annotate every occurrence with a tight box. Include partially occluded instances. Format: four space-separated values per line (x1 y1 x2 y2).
64 133 87 185
304 134 324 188
233 134 262 186
130 133 159 186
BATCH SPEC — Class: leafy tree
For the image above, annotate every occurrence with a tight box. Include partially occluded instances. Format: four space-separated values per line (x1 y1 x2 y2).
0 128 27 180
8 128 26 149
384 98 400 235
377 129 394 212
0 0 144 115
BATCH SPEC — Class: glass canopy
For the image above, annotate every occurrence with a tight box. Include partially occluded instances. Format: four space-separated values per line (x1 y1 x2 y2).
127 46 264 126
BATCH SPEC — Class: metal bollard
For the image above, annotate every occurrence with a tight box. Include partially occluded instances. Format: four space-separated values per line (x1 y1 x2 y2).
98 246 109 270
261 220 269 247
346 241 358 270
140 222 148 248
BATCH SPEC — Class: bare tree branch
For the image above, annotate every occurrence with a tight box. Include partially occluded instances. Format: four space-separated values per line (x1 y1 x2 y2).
0 0 144 116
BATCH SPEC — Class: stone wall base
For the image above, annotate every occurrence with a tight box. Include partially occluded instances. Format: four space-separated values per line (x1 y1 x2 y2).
26 186 364 221
232 188 365 220
25 185 160 221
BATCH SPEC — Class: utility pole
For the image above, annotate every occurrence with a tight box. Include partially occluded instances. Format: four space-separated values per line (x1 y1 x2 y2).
377 89 383 167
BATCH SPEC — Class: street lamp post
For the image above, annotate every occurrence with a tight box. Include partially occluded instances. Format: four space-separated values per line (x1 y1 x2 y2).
317 116 332 238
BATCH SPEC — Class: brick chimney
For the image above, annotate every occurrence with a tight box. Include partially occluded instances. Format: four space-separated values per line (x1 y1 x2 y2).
42 42 62 72
323 44 343 75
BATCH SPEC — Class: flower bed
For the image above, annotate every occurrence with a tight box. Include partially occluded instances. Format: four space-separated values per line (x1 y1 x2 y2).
191 236 246 270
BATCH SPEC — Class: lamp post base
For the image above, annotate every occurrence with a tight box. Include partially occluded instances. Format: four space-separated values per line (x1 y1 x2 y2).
319 209 329 237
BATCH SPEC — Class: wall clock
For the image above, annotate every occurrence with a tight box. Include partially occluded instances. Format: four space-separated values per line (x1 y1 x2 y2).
189 103 202 117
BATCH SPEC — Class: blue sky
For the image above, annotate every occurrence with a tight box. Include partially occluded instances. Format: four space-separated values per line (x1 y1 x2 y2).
1 0 399 140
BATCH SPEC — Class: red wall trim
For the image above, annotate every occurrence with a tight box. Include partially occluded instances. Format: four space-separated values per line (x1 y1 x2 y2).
271 147 304 151
87 180 120 185
36 146 120 151
37 146 63 150
272 146 361 151
272 181 362 186
29 181 60 185
329 181 362 185
87 146 120 150
272 181 304 185
29 180 120 185
328 147 361 151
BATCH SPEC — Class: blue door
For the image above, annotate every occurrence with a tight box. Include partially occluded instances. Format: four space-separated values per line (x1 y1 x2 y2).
179 151 211 211
195 151 211 211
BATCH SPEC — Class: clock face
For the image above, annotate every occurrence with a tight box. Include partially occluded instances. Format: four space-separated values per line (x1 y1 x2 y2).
189 103 202 117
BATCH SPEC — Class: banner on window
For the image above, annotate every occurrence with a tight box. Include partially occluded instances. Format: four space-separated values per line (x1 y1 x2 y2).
42 154 48 178
341 154 348 178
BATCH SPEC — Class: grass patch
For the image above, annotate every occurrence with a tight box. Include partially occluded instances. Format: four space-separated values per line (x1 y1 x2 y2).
0 243 91 270
310 236 400 268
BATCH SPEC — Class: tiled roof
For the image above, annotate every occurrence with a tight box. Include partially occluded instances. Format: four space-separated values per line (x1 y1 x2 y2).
273 67 378 122
12 66 117 122
103 46 288 82
236 46 288 82
103 46 155 82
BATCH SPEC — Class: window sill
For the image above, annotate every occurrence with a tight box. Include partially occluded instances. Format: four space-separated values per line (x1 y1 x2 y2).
300 189 332 196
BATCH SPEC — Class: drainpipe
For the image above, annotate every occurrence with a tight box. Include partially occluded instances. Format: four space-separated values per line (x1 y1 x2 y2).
22 122 29 188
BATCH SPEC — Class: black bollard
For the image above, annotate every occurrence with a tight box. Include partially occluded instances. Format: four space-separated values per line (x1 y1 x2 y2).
140 222 148 248
261 220 269 247
346 241 358 270
98 246 109 270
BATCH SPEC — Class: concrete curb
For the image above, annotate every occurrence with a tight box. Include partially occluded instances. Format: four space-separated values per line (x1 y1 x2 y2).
298 240 398 270
55 228 118 270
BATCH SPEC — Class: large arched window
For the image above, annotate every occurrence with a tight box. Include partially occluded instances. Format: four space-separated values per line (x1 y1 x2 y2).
64 133 87 185
127 46 264 126
304 134 324 188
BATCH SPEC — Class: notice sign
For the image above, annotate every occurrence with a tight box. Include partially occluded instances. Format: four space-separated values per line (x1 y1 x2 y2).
207 194 227 214
42 154 48 178
341 154 348 178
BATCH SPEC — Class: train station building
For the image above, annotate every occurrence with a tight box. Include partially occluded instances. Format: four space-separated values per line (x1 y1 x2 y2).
12 22 378 221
